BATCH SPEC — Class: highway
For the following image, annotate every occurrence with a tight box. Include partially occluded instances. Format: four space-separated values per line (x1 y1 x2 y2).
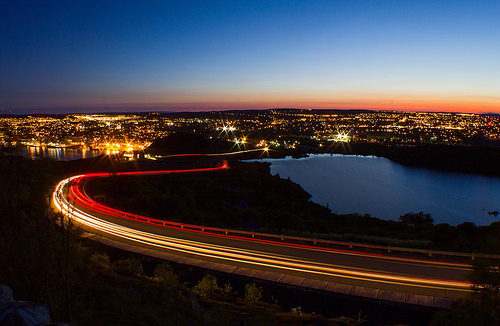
51 163 473 304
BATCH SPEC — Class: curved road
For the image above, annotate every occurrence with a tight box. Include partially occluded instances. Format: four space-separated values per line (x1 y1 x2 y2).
51 164 473 305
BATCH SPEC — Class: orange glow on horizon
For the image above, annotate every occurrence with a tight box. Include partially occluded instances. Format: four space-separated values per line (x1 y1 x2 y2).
32 92 500 115
107 89 500 114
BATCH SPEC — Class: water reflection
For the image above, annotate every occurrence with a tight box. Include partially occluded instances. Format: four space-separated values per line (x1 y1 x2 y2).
18 146 105 161
259 154 500 226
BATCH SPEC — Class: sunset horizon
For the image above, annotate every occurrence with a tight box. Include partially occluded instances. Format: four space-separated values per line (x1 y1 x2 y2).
3 99 499 116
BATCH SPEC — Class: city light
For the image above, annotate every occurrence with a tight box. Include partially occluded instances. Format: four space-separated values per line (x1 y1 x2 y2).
1 111 499 154
335 132 349 142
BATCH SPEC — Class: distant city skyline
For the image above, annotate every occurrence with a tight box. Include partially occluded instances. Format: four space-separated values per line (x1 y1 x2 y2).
2 1 499 114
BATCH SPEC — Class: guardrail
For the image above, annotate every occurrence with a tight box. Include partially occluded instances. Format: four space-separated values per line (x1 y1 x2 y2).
69 172 500 263
121 214 500 261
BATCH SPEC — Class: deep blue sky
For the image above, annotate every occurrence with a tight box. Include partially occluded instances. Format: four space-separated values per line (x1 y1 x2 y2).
1 1 499 114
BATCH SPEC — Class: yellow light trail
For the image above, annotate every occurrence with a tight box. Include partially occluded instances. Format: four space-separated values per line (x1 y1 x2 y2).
51 172 473 297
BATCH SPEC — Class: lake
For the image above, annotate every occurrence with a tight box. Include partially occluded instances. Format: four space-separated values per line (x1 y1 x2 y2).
257 154 500 226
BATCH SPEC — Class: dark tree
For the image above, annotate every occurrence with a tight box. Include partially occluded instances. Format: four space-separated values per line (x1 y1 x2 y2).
432 259 500 326
398 212 434 226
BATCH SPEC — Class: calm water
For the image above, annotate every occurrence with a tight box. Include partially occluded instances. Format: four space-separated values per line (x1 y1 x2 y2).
258 154 500 226
4 146 106 161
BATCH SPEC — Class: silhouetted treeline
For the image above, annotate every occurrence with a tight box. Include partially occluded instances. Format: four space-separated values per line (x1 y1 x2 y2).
147 131 234 154
287 143 500 177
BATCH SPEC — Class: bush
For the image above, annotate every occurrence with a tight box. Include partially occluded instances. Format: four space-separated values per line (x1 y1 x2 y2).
221 283 233 299
89 253 111 270
112 257 144 276
245 283 263 303
194 274 234 300
153 262 179 286
194 274 220 299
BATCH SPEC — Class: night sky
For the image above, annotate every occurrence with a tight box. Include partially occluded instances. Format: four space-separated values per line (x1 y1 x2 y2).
1 1 499 114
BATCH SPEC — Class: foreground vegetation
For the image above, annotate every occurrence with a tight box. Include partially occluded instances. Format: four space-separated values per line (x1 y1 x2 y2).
2 153 500 325
0 154 363 325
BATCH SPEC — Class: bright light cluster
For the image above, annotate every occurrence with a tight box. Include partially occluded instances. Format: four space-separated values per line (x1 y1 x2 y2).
335 132 350 142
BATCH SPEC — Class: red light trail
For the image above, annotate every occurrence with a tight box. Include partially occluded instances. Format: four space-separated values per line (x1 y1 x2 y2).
51 160 473 305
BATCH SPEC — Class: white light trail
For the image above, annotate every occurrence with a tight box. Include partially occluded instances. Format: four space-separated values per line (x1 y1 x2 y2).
51 172 473 294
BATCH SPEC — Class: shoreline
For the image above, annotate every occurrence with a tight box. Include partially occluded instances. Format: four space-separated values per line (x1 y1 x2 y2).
237 143 500 178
